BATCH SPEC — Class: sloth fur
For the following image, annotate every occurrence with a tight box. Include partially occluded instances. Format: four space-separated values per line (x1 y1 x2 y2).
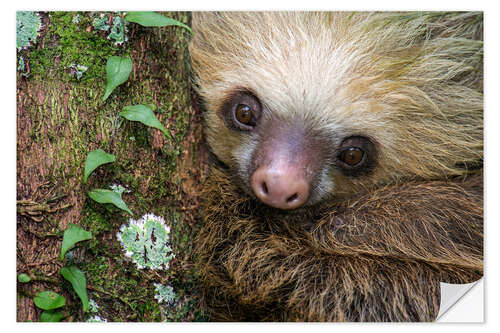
189 12 483 322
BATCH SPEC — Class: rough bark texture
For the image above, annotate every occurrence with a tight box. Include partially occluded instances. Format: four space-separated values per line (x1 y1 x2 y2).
17 12 207 322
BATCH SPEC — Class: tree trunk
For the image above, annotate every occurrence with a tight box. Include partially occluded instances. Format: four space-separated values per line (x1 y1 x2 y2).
16 11 207 322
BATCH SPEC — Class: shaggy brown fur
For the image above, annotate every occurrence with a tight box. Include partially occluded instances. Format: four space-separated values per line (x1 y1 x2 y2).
197 168 482 321
190 12 483 322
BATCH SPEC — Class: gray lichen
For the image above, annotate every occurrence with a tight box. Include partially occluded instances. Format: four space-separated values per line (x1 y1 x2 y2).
16 11 42 50
154 284 177 306
116 213 175 270
69 64 88 80
92 13 129 45
108 15 128 45
92 14 110 32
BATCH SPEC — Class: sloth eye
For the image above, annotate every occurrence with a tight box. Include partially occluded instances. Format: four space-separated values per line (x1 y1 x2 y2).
222 91 262 131
340 147 364 166
336 136 376 176
235 104 253 125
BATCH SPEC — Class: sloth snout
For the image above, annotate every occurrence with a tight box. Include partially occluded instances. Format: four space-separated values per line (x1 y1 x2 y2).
251 164 310 210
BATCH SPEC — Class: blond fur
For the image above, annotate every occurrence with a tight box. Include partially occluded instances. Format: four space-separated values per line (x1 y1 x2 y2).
190 12 482 199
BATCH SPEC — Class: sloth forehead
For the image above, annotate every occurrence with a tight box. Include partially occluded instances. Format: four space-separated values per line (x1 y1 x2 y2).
207 29 378 124
212 52 381 132
195 12 380 124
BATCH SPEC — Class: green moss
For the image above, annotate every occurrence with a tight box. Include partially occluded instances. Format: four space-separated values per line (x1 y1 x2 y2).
18 56 26 72
29 12 123 81
127 125 151 148
81 209 112 237
114 170 137 193
82 252 163 321
84 256 109 288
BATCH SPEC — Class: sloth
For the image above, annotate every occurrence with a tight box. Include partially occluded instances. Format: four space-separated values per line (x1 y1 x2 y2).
188 12 483 321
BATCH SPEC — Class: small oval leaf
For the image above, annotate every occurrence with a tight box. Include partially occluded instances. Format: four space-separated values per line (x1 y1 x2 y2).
88 189 133 215
125 12 191 33
40 310 65 322
59 224 92 261
84 149 116 183
34 291 66 310
17 273 31 283
103 56 133 101
60 266 89 312
120 104 172 139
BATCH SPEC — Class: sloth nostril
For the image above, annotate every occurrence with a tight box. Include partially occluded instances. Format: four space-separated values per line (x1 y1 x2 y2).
251 165 310 210
286 193 298 203
262 181 269 195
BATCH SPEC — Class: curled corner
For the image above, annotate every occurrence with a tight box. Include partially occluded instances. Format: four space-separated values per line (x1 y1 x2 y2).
436 278 483 322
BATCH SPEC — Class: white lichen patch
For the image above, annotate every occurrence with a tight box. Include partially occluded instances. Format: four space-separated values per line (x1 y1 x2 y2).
117 214 175 270
154 283 177 306
110 183 130 195
108 15 129 45
91 13 129 45
16 11 42 50
72 14 81 24
86 315 107 322
85 299 107 322
92 14 110 32
69 63 88 80
88 299 100 313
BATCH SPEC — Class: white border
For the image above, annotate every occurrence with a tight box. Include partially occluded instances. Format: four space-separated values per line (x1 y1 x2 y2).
4 1 498 331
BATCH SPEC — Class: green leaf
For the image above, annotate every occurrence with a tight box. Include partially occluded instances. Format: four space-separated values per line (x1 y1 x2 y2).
83 149 116 183
102 56 133 101
59 224 92 261
18 273 31 283
33 291 66 310
120 104 172 139
88 189 133 215
40 310 65 322
125 12 191 33
60 266 89 312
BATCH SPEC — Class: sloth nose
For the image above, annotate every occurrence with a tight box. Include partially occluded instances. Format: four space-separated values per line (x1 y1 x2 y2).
251 165 310 210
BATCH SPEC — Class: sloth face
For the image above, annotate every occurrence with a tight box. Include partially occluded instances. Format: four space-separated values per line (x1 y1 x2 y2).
216 89 379 209
190 12 483 210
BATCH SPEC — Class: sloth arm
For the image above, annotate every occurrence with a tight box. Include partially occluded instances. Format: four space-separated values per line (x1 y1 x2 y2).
311 171 483 276
199 168 482 320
